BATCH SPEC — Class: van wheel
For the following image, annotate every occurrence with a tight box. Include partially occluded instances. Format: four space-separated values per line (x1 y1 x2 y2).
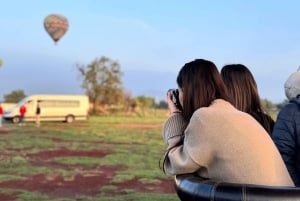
12 116 20 124
65 115 74 123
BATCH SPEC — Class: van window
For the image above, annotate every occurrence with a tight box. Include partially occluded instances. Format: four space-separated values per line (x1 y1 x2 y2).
26 100 34 108
39 100 80 108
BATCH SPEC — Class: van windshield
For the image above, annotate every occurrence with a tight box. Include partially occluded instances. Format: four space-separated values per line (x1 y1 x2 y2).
15 97 28 107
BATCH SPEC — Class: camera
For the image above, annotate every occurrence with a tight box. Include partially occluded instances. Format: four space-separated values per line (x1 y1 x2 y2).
168 89 183 111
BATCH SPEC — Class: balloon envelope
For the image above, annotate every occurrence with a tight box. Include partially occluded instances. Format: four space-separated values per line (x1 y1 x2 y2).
44 14 69 44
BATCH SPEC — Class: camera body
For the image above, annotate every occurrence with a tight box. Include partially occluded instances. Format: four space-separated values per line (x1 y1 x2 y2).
168 89 183 111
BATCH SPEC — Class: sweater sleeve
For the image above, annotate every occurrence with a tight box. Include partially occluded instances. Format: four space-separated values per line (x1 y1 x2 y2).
162 114 199 175
272 105 300 185
163 114 188 149
162 111 212 176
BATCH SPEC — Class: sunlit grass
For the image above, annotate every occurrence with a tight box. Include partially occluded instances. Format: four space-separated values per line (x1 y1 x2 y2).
0 111 178 201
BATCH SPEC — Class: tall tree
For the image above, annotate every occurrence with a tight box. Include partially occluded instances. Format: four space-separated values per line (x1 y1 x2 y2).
77 56 124 112
4 90 26 103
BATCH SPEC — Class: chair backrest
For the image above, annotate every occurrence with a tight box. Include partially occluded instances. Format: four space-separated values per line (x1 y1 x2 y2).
175 174 300 201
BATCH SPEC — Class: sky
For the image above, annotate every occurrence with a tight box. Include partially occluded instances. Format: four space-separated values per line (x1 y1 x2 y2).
1 0 300 103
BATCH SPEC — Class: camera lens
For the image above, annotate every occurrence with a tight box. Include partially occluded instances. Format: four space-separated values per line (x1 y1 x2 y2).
167 89 174 95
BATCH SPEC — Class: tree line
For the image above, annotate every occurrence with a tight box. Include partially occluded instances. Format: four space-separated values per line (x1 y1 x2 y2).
2 56 288 115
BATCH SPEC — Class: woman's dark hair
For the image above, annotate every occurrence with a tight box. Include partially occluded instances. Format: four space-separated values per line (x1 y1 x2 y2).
220 64 274 135
160 59 232 173
177 59 232 120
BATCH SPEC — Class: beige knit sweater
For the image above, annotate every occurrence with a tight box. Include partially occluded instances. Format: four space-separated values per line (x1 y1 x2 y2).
163 99 294 186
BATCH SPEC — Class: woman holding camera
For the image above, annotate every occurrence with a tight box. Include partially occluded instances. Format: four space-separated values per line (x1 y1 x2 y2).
161 59 293 186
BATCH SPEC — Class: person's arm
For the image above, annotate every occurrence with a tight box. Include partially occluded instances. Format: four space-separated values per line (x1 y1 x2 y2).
163 110 213 176
163 113 200 175
272 107 300 185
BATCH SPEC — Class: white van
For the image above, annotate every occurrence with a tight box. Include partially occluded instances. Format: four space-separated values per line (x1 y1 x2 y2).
3 94 90 123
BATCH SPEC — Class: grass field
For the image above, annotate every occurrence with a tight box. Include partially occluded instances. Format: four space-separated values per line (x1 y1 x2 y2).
0 111 180 201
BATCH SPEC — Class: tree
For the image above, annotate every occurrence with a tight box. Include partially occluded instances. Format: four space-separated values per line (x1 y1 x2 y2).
261 98 276 112
4 90 26 103
136 96 155 109
156 100 168 109
135 96 155 116
77 56 124 112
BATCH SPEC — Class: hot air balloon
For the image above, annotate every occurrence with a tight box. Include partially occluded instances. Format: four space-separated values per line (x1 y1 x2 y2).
44 14 69 44
0 59 3 67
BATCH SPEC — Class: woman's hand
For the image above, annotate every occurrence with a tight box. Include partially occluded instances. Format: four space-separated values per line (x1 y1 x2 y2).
167 91 181 115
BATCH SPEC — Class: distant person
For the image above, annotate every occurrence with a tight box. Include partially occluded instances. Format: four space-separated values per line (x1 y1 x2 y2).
0 102 3 127
161 59 294 186
272 68 300 186
35 102 41 127
19 104 26 126
220 64 274 135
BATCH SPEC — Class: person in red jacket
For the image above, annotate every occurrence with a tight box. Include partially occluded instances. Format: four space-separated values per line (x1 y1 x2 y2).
19 104 27 125
0 102 3 127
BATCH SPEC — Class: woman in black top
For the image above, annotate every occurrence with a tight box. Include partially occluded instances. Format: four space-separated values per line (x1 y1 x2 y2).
35 103 41 127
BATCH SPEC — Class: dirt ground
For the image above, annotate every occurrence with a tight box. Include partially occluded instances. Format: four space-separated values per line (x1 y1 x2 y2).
0 130 175 200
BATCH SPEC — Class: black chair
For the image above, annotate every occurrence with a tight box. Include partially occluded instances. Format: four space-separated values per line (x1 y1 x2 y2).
175 174 300 201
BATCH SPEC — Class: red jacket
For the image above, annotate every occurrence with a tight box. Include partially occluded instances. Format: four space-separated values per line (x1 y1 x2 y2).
0 106 3 115
20 105 26 116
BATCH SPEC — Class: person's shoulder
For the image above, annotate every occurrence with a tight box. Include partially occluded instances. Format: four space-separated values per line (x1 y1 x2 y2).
277 99 300 119
193 99 233 117
281 99 300 112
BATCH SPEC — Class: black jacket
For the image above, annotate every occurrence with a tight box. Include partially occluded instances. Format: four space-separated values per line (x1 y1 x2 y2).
272 97 300 186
